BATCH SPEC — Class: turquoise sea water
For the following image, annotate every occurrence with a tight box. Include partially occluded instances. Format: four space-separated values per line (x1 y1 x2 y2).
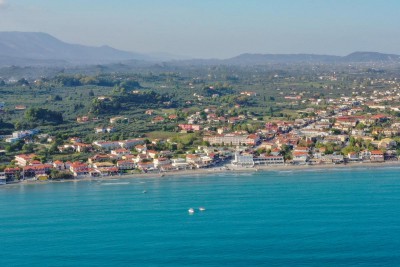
1 167 400 267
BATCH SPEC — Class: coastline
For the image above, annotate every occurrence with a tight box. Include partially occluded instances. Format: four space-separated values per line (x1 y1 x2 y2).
3 160 400 188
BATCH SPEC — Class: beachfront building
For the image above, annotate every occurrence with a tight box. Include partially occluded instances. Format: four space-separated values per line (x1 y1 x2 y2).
292 152 309 165
347 152 361 162
93 162 119 176
153 157 172 168
171 158 190 169
4 167 20 180
23 164 52 179
253 155 285 166
117 160 136 170
70 162 89 177
370 150 384 162
0 172 6 185
232 153 254 167
320 154 345 164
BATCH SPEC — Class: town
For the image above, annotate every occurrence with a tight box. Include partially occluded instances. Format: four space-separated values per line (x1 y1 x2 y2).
1 64 400 185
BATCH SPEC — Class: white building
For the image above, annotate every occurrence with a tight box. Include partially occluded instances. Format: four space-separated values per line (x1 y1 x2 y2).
232 153 254 167
253 156 284 166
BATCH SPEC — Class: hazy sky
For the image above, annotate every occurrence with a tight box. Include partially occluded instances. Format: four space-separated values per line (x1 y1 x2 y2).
1 0 400 58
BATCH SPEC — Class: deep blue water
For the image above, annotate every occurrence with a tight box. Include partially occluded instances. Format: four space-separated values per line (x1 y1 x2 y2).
1 167 400 266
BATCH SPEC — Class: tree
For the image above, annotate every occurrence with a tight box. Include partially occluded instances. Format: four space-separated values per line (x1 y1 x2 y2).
22 143 35 154
24 108 63 124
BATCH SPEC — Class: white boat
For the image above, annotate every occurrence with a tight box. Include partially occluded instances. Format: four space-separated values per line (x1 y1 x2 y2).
199 207 206 211
188 208 195 214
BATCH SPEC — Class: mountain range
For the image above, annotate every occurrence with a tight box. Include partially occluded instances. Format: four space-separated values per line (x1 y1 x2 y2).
0 32 400 67
0 32 149 66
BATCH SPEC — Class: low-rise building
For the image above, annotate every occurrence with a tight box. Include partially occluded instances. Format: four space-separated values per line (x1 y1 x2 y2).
15 154 37 167
117 160 136 170
370 150 384 162
253 156 284 166
232 153 254 167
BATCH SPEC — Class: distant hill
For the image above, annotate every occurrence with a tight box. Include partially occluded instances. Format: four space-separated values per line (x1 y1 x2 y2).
224 53 341 64
343 52 400 62
1 32 400 67
169 51 400 67
222 52 400 65
0 32 149 66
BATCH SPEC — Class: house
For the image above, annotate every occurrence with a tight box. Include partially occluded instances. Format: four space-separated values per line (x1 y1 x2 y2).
294 147 310 153
89 154 111 163
75 143 92 153
171 158 189 169
186 154 202 166
240 91 257 97
77 116 90 123
4 167 21 180
360 150 372 161
178 124 201 131
23 164 52 178
135 154 149 163
246 134 261 146
15 154 37 167
271 148 281 156
111 148 131 158
110 116 128 124
347 152 360 162
168 114 178 120
152 116 165 123
69 137 82 143
135 145 147 153
199 155 213 167
53 160 65 170
117 160 136 170
370 150 384 162
292 152 309 165
106 126 116 133
153 157 172 168
70 162 89 177
0 172 6 185
137 162 155 171
92 161 113 169
147 150 158 159
95 127 106 134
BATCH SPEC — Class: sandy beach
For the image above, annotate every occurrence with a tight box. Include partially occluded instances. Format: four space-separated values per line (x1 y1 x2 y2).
3 160 399 188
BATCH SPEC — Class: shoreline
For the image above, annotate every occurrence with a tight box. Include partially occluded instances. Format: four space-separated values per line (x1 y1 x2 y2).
2 160 400 188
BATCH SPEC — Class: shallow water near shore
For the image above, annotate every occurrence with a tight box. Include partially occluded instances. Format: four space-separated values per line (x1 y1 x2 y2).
1 167 400 266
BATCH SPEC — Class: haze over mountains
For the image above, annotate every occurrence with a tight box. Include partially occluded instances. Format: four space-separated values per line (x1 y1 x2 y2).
0 32 400 67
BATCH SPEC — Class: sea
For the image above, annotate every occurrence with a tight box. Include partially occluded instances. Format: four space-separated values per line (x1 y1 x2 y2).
1 167 400 267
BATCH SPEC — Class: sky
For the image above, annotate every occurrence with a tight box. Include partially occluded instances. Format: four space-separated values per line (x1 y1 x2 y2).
1 0 400 59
